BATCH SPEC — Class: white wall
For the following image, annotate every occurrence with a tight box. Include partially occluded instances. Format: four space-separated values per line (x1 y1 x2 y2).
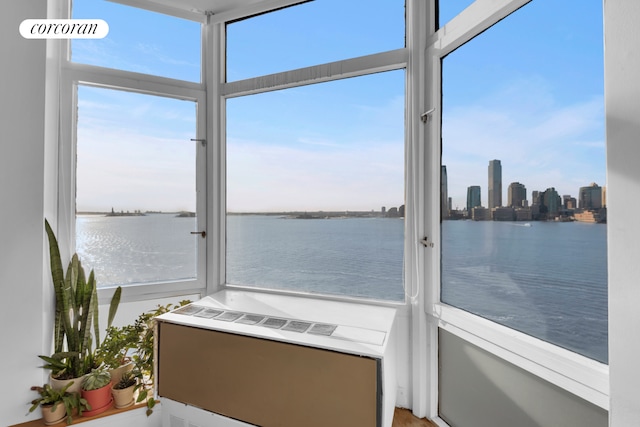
439 330 607 427
0 1 50 424
604 1 640 426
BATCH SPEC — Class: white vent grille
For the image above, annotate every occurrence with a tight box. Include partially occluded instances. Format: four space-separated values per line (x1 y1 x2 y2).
174 304 338 337
236 314 265 325
282 320 312 333
308 323 338 336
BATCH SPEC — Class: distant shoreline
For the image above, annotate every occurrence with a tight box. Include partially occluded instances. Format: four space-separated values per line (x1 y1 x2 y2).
77 211 196 217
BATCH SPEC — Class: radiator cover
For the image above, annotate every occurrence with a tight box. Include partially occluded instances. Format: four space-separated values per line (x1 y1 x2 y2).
155 290 397 427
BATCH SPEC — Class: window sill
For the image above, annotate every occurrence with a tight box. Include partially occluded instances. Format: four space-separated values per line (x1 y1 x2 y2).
434 303 609 409
12 401 151 427
224 283 410 309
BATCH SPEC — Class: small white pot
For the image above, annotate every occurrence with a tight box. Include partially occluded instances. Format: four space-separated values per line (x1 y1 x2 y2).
109 361 134 387
41 402 66 425
111 383 136 408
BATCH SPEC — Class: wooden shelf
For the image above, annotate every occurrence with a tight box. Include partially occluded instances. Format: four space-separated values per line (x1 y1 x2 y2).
12 401 150 427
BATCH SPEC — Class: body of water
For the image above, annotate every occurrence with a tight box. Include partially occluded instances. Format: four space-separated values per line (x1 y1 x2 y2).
226 215 405 300
76 214 197 285
441 220 608 363
76 214 607 362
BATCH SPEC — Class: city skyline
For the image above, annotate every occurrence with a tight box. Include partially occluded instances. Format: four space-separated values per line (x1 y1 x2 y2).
446 160 605 212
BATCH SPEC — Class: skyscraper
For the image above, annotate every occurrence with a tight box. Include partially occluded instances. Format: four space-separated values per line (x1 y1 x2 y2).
532 190 540 206
488 159 502 208
466 185 481 213
542 187 561 216
507 182 526 208
441 165 449 219
563 195 577 210
579 183 603 209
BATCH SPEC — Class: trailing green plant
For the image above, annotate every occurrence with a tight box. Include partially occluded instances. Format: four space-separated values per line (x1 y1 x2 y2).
133 300 191 416
81 369 111 391
27 382 89 425
113 371 137 390
95 324 138 370
41 219 122 379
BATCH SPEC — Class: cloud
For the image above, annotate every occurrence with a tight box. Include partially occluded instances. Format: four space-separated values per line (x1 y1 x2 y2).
135 43 200 68
71 38 199 79
227 138 404 212
442 78 605 208
76 129 197 212
75 89 197 212
297 137 340 148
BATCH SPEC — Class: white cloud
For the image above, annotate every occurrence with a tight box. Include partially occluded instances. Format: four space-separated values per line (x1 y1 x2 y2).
227 138 403 212
76 130 197 212
442 79 605 208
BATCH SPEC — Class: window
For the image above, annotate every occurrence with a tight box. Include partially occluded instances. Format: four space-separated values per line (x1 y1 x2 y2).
75 86 203 287
223 2 407 302
440 0 607 362
226 71 406 301
71 0 202 82
226 0 405 81
62 2 206 296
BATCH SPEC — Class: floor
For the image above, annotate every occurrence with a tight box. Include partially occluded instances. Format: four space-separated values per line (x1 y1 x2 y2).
17 406 438 427
393 408 438 427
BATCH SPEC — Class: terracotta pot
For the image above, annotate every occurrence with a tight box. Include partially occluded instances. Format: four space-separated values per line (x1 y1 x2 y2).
41 402 66 426
81 382 113 417
109 361 133 386
111 383 135 408
50 374 83 396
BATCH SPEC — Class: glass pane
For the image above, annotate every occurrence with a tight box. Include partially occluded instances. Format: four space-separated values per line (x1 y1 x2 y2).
226 0 405 81
75 86 198 287
441 0 607 362
438 0 476 29
72 0 201 82
226 70 405 301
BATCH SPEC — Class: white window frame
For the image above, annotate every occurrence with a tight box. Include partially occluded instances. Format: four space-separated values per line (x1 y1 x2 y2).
426 0 609 419
207 3 414 306
57 3 208 304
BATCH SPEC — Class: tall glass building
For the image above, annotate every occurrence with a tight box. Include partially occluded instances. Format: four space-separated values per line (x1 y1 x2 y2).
488 159 502 208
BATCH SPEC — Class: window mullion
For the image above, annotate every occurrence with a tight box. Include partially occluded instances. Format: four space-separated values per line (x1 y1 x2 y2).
222 49 408 99
405 0 436 419
205 17 225 296
433 0 532 56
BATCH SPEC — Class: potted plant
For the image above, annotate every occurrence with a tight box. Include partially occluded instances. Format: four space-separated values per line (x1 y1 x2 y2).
95 324 138 385
41 219 122 394
27 382 88 425
111 371 137 409
81 369 112 417
132 301 191 416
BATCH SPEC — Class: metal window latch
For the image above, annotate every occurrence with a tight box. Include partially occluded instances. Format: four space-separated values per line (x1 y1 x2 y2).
420 108 435 123
191 231 206 238
420 237 434 248
190 138 206 147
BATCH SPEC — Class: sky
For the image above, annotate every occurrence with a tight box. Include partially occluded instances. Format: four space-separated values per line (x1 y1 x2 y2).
72 0 605 213
441 0 605 210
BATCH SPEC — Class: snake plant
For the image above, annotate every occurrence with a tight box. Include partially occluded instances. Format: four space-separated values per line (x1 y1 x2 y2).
41 219 122 380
